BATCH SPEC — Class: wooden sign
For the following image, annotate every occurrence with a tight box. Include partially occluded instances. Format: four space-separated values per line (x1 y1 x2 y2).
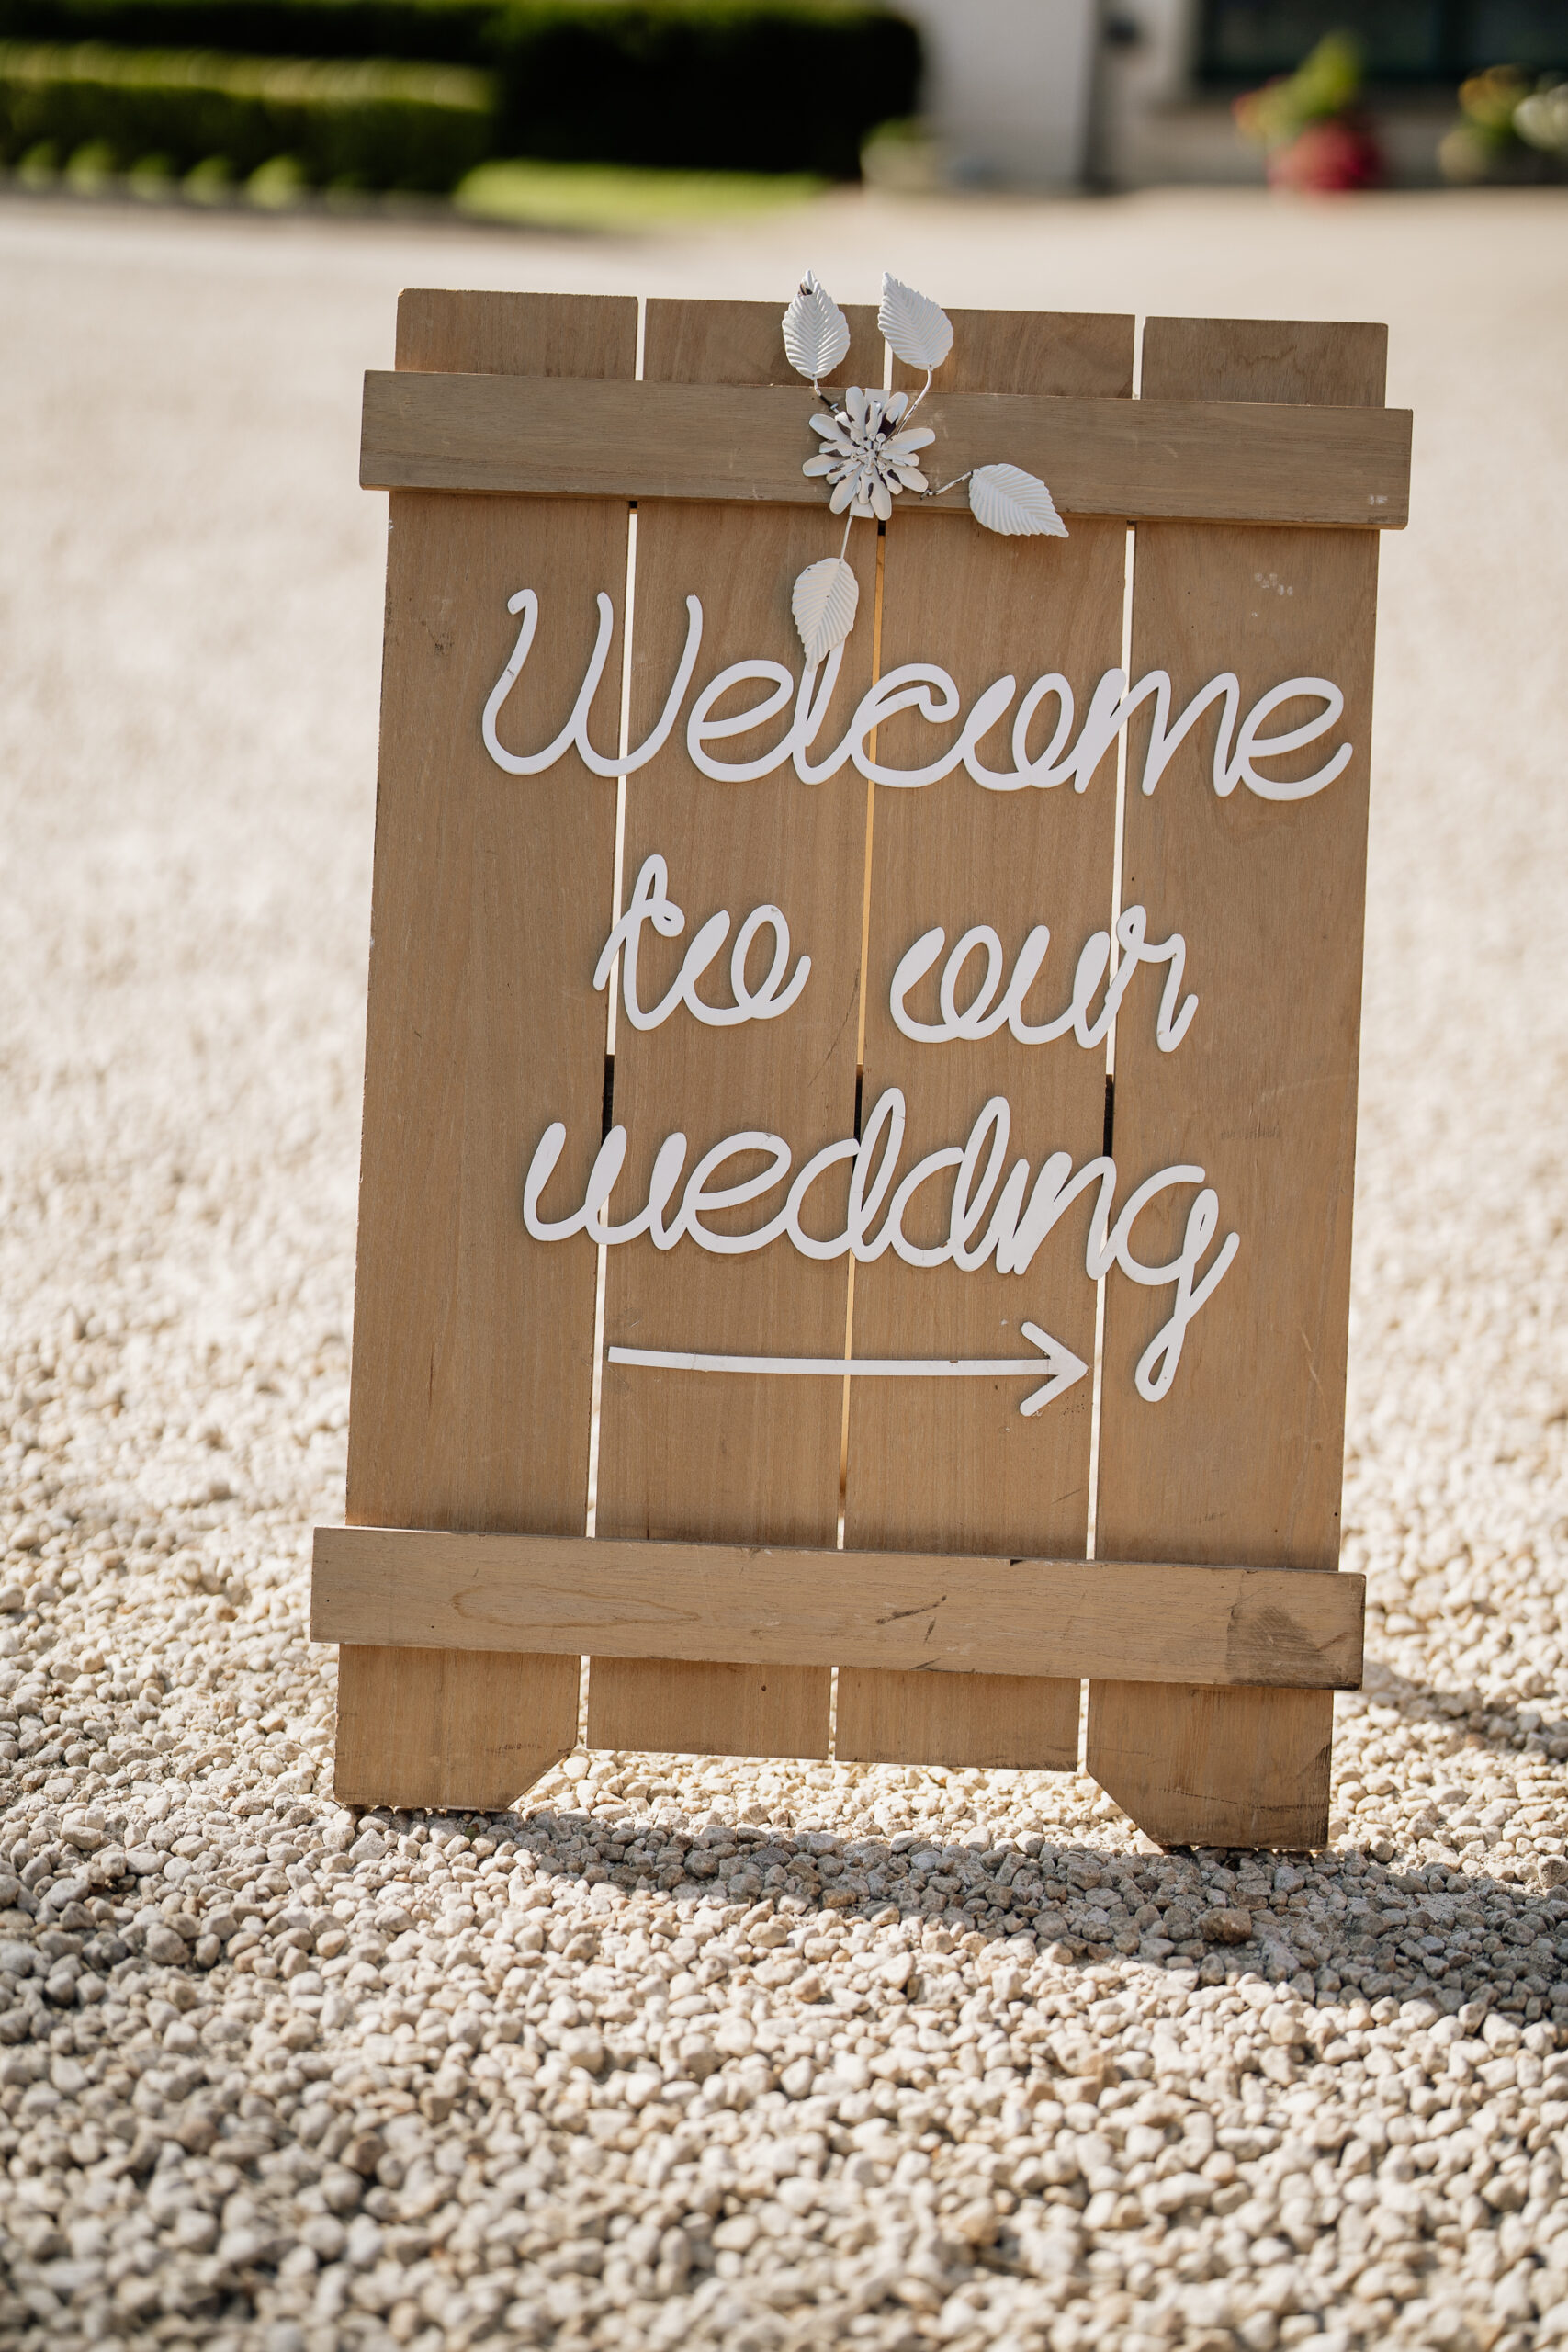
311 285 1411 1850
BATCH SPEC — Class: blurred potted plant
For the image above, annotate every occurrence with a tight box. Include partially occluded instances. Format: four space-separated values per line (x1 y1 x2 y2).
1438 66 1568 183
1234 30 1384 192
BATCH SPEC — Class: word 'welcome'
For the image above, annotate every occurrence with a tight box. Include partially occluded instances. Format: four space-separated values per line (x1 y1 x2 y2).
482 589 1354 799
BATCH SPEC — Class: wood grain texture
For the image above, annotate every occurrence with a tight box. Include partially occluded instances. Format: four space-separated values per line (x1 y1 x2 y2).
913 308 1135 401
1087 1680 1336 1850
588 1657 829 1760
313 1525 1366 1688
334 1643 580 1811
833 1670 1079 1770
641 295 885 395
588 299 881 1759
360 373 1412 528
337 290 632 1809
1087 314 1383 1849
838 309 1134 1770
1135 316 1388 409
395 288 639 379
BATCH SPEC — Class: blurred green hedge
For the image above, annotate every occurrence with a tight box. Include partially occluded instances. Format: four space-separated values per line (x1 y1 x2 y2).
0 0 502 62
0 41 493 183
488 5 919 176
0 1 919 176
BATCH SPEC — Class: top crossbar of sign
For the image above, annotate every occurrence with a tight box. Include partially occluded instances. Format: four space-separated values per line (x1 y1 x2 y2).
360 372 1411 531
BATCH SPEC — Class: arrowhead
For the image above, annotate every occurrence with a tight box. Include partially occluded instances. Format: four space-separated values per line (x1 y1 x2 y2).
1018 1322 1089 1417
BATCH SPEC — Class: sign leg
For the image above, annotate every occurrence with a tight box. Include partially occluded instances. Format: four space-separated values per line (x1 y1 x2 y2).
333 1645 580 1813
1086 1681 1333 1850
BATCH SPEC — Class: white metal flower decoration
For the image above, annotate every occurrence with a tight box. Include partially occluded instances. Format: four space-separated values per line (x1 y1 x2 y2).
781 269 1067 665
805 384 934 524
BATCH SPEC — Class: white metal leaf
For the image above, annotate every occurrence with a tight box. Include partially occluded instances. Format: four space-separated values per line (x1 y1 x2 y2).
968 462 1069 539
792 555 860 664
782 270 851 383
877 273 953 372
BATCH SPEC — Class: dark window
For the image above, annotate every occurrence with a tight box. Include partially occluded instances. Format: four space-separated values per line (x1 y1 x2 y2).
1197 0 1568 83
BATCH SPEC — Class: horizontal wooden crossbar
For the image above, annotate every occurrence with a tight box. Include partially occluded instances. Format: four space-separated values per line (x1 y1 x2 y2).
359 373 1411 530
312 1526 1365 1690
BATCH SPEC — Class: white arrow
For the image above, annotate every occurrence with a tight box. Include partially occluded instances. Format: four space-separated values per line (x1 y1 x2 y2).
607 1321 1087 1419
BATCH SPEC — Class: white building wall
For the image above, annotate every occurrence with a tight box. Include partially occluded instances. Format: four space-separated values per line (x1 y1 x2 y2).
896 0 1102 186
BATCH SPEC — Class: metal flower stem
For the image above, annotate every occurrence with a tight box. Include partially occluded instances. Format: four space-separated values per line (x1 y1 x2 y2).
817 382 859 548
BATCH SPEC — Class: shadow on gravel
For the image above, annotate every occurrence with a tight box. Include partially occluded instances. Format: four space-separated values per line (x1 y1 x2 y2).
1360 1656 1568 1761
302 1794 1568 2029
3 1791 1566 2352
4 1796 1566 2033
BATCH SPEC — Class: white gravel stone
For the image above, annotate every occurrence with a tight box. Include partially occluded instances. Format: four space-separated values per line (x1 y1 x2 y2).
0 185 1566 2352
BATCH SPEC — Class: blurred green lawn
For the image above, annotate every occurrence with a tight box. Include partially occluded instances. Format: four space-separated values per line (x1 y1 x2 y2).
452 157 826 232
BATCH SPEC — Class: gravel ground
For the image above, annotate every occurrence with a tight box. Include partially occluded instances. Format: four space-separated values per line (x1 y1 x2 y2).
2 184 1568 2352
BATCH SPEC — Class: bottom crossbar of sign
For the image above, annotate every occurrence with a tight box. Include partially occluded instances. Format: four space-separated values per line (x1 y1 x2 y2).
312 1527 1364 1692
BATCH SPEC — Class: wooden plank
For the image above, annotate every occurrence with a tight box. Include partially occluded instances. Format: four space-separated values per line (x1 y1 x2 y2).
336 289 636 1810
1128 316 1388 408
838 309 1134 1772
588 297 884 1762
1088 314 1382 1849
335 1644 580 1812
313 1525 1367 1690
829 1671 1078 1771
589 1659 828 1763
1086 1682 1336 1851
394 288 633 379
360 372 1413 530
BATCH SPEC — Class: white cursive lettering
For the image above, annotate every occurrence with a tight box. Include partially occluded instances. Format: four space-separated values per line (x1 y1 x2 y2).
889 903 1197 1053
593 853 810 1030
482 588 1353 805
523 1087 1238 1399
